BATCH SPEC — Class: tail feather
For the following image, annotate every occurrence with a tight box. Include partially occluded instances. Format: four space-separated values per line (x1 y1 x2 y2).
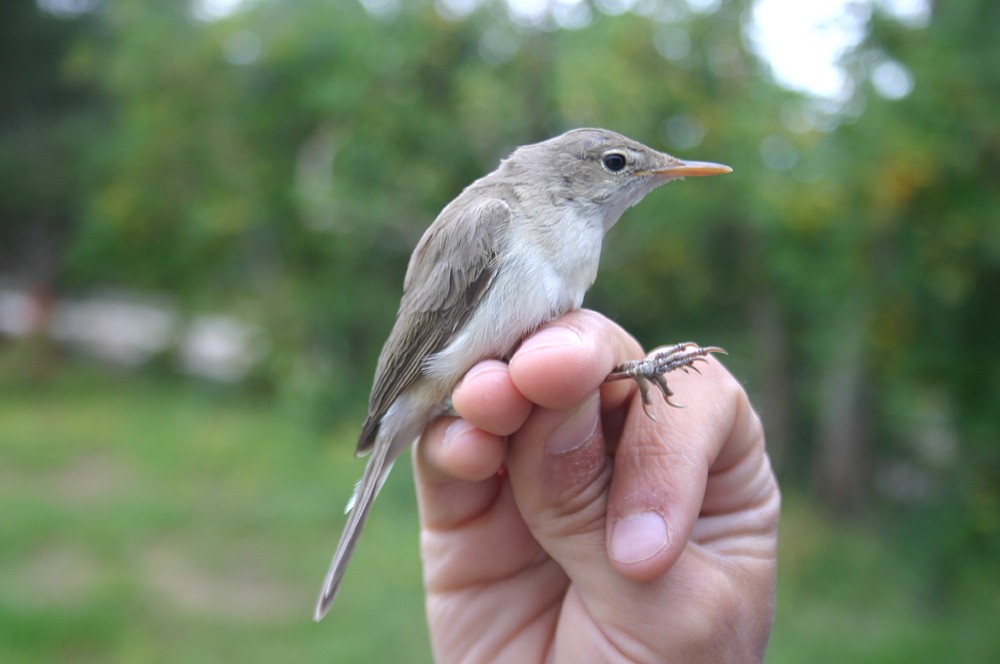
314 386 443 621
313 438 394 621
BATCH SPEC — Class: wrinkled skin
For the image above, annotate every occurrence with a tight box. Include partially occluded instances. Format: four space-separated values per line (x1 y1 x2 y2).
415 310 780 664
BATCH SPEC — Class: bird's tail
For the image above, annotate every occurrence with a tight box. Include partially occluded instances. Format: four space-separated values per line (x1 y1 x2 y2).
313 437 393 621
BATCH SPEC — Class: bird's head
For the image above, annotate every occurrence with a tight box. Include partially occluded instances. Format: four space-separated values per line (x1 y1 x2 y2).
504 127 731 228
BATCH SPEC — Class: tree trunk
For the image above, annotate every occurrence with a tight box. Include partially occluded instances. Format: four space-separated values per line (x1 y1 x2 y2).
814 309 871 514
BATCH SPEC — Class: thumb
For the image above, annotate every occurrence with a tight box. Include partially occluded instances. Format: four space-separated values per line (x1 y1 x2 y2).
503 392 619 590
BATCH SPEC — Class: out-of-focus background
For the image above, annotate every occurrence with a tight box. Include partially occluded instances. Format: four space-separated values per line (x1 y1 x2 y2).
2 0 998 661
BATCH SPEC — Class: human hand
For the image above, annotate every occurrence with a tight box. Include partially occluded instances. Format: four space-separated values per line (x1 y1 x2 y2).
415 310 779 663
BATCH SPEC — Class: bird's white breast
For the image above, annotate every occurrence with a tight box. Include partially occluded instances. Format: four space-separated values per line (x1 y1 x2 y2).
422 204 607 384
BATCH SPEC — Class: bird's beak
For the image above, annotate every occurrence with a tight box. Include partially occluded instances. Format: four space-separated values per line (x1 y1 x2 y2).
646 160 733 179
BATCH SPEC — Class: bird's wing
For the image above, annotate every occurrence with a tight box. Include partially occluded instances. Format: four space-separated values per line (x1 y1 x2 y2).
356 197 511 454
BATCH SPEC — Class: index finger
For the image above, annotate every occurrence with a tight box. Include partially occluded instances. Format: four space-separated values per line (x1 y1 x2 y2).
508 309 644 413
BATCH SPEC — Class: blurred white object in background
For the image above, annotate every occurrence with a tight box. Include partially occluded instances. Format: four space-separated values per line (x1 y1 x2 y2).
0 287 268 382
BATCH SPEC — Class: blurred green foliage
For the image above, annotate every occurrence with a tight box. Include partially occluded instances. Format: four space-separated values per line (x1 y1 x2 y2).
2 0 999 659
0 360 430 663
1 362 997 662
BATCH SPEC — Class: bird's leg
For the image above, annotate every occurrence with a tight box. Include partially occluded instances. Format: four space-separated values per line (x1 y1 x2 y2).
605 342 727 420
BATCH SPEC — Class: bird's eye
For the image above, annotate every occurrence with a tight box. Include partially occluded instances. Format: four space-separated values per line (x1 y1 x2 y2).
602 151 628 173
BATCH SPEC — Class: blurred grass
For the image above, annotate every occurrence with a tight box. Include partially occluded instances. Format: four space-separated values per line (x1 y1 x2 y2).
1 350 997 662
771 501 1000 663
0 349 431 663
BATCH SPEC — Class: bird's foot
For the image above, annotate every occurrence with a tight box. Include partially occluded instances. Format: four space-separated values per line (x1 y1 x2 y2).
605 342 727 420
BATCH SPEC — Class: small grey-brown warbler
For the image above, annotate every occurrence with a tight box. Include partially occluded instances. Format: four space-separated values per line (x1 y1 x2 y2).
314 128 731 620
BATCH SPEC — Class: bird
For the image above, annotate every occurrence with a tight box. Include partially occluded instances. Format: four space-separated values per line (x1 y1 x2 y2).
314 127 731 621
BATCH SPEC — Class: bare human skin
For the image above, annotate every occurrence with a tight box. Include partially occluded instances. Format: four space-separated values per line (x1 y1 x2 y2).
416 310 780 664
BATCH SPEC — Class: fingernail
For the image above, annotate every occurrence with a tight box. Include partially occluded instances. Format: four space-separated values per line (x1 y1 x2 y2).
442 419 475 449
610 511 668 564
518 326 583 355
545 395 599 454
455 361 505 391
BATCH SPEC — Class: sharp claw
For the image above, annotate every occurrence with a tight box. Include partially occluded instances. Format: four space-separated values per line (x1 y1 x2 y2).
651 373 672 399
634 375 652 406
603 342 727 418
